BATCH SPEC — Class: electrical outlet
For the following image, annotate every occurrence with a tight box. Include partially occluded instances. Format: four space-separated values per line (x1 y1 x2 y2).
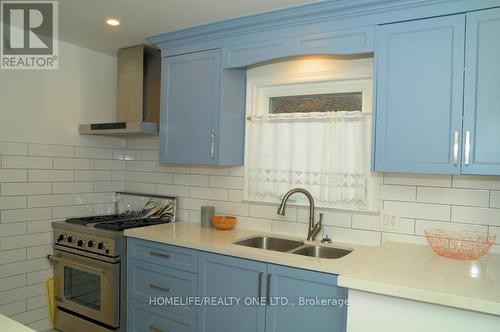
380 210 400 231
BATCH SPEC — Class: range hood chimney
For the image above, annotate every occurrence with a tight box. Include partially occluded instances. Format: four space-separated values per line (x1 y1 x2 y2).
79 45 160 136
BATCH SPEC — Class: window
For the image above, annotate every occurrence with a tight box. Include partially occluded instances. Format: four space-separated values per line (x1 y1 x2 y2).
244 58 379 211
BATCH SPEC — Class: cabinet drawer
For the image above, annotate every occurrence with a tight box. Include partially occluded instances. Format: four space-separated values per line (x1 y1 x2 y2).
128 259 198 318
128 238 198 273
127 299 196 332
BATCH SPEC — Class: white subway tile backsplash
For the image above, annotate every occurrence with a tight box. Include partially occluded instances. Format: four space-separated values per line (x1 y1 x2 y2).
53 158 93 170
10 306 47 325
52 205 93 219
26 269 52 285
0 196 27 210
74 193 115 205
126 160 157 172
380 184 416 202
127 137 159 149
451 206 500 226
2 156 52 169
209 200 249 217
0 258 51 278
489 226 500 244
75 146 112 159
1 208 52 223
125 181 156 194
0 248 26 265
0 283 44 306
208 175 244 190
141 172 173 184
382 232 427 245
95 159 124 170
157 184 190 197
229 167 245 177
0 169 27 182
491 191 500 208
0 223 27 237
1 183 51 196
0 142 28 156
384 173 452 187
113 149 141 161
157 164 190 174
324 226 381 246
93 181 124 193
28 170 73 182
190 186 228 201
190 166 230 176
235 216 272 232
272 221 309 237
417 187 489 207
383 201 450 221
0 300 26 316
74 170 112 181
27 295 46 311
452 175 500 190
0 275 26 292
52 182 93 194
298 208 352 228
173 174 209 187
228 189 244 202
250 204 296 222
26 245 52 260
29 144 74 157
26 219 55 233
0 232 52 250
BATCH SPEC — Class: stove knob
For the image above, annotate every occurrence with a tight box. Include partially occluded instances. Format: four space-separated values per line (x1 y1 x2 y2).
87 240 96 248
57 234 66 242
97 242 106 250
77 239 85 247
67 236 75 243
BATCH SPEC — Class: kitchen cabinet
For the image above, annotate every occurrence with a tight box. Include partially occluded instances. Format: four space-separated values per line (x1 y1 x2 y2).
197 252 267 332
462 8 500 175
197 251 347 332
127 239 347 332
160 49 246 166
373 14 465 174
265 264 347 332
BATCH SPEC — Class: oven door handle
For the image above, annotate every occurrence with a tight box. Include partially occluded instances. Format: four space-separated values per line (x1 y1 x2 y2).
48 255 109 275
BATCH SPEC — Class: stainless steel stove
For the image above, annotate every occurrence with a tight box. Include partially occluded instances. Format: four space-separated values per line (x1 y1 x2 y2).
49 192 177 332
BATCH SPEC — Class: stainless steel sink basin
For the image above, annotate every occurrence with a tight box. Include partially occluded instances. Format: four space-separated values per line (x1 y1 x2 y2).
234 236 304 252
290 245 352 259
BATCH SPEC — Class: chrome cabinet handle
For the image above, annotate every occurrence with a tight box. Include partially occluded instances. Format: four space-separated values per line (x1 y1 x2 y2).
210 132 216 159
266 273 272 305
149 325 168 332
150 251 170 259
150 283 170 293
465 130 471 165
453 131 459 165
258 272 263 303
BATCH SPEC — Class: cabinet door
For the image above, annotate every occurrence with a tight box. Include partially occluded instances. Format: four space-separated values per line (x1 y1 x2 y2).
197 252 266 332
265 264 347 332
463 8 500 175
161 49 220 164
374 15 465 174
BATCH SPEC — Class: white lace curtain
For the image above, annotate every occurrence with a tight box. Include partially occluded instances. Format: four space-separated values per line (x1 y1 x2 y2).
246 111 369 208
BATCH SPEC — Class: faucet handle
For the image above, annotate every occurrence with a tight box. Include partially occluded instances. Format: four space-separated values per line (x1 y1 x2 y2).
318 212 323 225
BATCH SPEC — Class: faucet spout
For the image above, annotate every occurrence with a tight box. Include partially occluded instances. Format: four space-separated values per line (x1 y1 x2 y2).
276 188 322 241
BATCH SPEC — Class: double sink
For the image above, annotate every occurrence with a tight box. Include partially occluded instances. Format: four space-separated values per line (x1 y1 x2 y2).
234 236 352 259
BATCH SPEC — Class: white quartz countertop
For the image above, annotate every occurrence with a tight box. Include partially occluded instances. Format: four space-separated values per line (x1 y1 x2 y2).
125 222 500 316
0 314 36 332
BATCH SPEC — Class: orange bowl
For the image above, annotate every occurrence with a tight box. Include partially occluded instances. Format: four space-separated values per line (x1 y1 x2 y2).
211 215 237 230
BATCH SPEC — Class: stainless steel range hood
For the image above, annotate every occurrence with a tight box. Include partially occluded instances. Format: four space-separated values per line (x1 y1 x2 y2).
79 45 160 136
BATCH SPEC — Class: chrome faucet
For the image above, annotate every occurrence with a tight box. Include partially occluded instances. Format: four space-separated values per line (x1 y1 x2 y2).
277 188 323 241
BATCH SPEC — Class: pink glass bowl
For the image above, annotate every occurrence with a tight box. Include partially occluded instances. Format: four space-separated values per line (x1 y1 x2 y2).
424 229 496 260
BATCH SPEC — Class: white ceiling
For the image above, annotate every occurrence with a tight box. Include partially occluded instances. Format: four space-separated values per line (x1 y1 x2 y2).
59 0 318 56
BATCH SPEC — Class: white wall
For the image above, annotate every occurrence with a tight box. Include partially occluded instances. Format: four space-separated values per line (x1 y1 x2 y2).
0 41 122 331
0 40 120 147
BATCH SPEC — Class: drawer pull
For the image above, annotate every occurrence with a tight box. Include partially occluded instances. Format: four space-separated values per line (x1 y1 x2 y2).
150 283 170 293
149 325 168 332
150 251 170 259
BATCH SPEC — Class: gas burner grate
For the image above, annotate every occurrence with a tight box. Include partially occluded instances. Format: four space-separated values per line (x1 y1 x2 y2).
94 218 170 231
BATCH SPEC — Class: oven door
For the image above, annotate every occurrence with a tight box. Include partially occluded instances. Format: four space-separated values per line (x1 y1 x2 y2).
50 249 119 328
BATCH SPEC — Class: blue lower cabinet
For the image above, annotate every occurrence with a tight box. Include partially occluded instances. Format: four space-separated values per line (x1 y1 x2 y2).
265 264 347 332
197 252 267 332
128 299 197 332
128 259 198 318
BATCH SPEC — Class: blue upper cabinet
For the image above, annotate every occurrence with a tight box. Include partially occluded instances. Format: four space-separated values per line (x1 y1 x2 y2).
373 15 465 174
265 264 347 332
160 49 246 165
462 8 500 175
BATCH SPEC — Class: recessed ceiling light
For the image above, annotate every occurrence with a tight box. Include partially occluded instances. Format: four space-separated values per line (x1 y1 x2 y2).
106 19 120 26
